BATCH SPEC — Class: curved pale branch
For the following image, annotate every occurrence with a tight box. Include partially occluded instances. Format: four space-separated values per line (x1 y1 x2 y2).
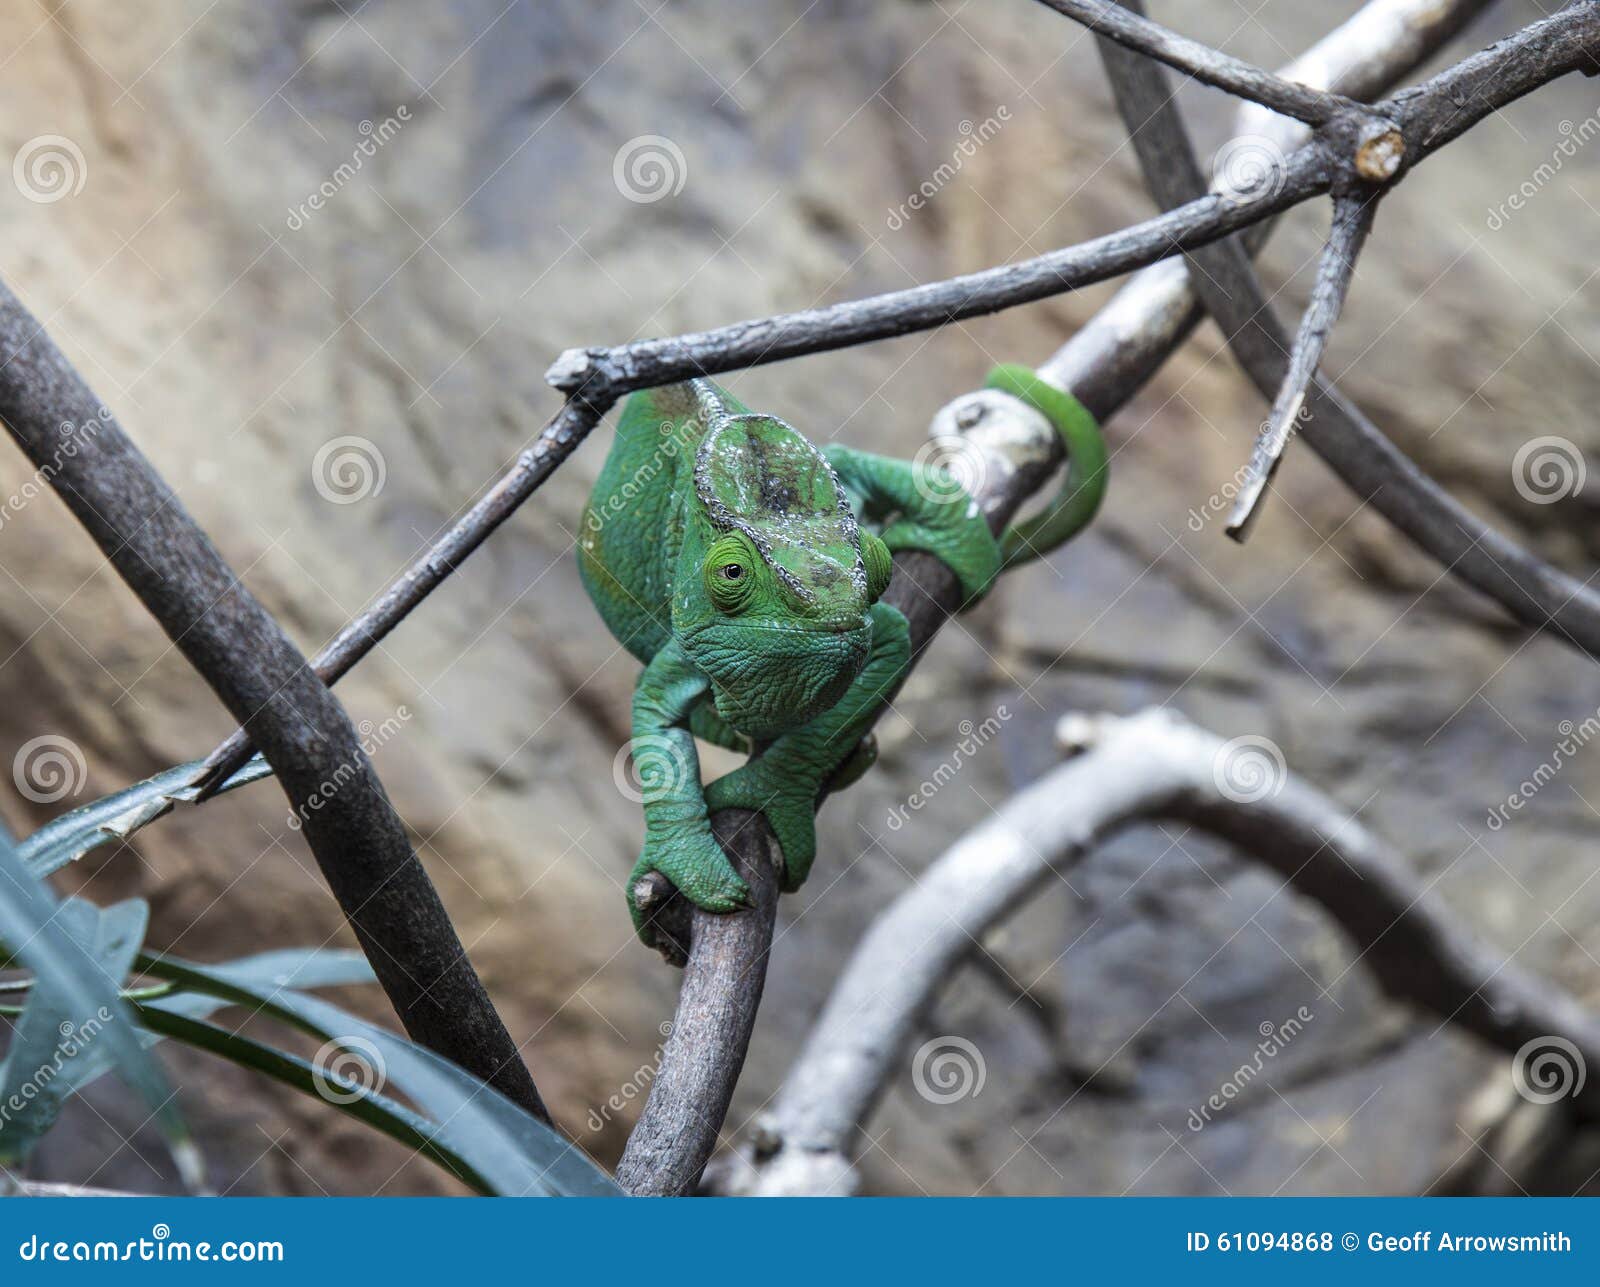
610 0 1600 1194
706 709 1600 1196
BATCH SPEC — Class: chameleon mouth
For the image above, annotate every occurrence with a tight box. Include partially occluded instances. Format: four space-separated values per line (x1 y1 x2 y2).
688 618 872 737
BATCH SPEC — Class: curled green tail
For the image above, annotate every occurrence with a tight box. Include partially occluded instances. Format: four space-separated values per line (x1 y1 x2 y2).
986 364 1108 570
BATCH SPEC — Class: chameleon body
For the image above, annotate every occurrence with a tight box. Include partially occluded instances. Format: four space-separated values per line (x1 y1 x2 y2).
578 371 1104 935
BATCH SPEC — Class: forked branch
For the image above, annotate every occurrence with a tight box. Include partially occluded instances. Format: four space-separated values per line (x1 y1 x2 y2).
1227 192 1379 539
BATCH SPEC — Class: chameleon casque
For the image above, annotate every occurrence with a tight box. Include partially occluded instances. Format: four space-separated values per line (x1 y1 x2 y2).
578 367 1106 937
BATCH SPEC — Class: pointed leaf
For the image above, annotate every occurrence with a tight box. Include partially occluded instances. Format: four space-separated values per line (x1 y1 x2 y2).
135 952 618 1196
0 844 201 1189
19 755 273 879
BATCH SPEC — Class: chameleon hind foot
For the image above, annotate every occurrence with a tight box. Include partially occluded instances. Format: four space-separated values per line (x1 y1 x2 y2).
704 759 820 894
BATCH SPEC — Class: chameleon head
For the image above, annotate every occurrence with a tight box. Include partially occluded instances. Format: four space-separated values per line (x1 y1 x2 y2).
675 409 894 740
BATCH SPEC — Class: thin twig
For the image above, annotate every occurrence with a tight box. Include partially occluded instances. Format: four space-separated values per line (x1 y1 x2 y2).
1227 191 1379 539
0 282 550 1124
1033 0 1362 125
1041 0 1496 412
192 400 606 797
705 709 1600 1195
1096 0 1600 661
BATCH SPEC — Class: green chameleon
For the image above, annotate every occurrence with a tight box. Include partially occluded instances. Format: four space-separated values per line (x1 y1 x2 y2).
577 366 1106 937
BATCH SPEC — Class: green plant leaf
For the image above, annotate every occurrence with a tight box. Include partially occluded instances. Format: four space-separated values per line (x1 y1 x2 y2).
0 898 147 1160
0 844 201 1189
134 951 619 1197
133 1006 496 1195
18 755 273 879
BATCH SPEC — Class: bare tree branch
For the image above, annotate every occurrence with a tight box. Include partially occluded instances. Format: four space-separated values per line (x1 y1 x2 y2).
1226 191 1378 539
0 282 549 1124
607 1 1600 1193
613 389 1067 1194
705 709 1600 1196
1041 0 1495 408
185 1 1598 800
1096 0 1600 661
1033 0 1364 125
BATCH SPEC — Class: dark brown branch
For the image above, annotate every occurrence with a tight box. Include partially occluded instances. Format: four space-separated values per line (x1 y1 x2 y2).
1227 191 1378 540
0 280 549 1124
1098 1 1600 661
1033 0 1362 125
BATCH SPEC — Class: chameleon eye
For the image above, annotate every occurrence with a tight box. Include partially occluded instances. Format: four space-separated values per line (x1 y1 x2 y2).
862 531 893 601
705 534 758 612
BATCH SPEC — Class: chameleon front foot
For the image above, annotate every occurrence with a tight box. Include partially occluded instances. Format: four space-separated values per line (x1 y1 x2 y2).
625 830 752 940
704 761 820 893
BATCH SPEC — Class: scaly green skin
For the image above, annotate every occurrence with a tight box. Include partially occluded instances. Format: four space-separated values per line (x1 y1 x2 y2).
577 373 1100 937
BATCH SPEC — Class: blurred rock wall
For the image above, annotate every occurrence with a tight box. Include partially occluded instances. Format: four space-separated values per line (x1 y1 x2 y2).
1 0 1597 1194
